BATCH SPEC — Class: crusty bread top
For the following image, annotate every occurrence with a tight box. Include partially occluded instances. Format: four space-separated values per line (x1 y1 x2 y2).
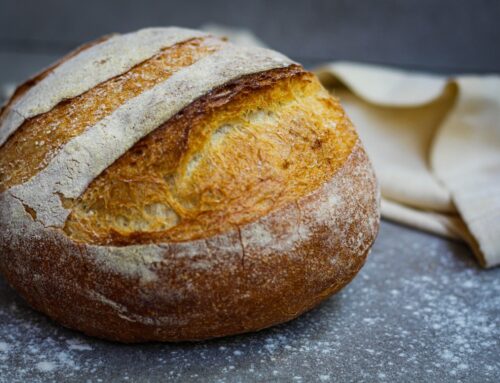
0 27 360 247
0 37 220 192
0 28 294 230
65 69 358 245
0 28 208 146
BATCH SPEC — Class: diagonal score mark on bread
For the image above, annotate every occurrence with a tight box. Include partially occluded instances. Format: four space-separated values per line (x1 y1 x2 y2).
2 38 295 228
0 37 221 191
65 69 358 245
0 27 209 146
0 33 115 116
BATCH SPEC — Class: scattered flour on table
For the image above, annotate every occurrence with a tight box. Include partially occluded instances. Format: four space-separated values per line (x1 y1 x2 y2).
0 222 499 382
0 300 96 382
0 341 10 352
36 361 56 372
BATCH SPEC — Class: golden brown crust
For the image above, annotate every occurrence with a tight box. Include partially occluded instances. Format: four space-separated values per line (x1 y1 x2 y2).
64 67 358 246
0 37 220 192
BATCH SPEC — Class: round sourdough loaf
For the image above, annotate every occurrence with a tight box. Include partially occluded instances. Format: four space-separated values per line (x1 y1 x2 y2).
0 27 379 342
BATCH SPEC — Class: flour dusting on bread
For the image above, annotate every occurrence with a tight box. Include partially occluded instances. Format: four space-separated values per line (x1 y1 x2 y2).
0 27 209 146
8 43 294 227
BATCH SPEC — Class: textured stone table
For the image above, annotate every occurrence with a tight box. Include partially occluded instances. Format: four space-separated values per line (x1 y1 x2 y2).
0 220 499 382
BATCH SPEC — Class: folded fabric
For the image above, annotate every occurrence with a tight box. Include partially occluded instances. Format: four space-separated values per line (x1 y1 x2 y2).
316 63 500 268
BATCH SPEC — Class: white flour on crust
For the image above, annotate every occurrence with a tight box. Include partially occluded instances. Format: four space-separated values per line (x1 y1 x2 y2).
0 27 208 146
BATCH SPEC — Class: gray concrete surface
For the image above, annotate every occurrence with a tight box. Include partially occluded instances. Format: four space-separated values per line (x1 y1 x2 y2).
0 221 499 382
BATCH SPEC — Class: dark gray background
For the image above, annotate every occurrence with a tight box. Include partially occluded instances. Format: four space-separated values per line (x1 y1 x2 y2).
1 0 500 85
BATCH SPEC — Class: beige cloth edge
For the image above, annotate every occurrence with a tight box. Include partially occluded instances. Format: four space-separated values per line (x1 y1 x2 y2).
381 198 463 240
316 63 499 268
381 198 485 267
431 76 500 268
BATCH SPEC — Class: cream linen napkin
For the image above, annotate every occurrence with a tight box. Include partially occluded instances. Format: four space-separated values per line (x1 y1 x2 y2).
315 64 500 268
203 25 500 268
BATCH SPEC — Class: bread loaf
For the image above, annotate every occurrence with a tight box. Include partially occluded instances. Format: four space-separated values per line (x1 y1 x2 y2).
0 27 380 342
